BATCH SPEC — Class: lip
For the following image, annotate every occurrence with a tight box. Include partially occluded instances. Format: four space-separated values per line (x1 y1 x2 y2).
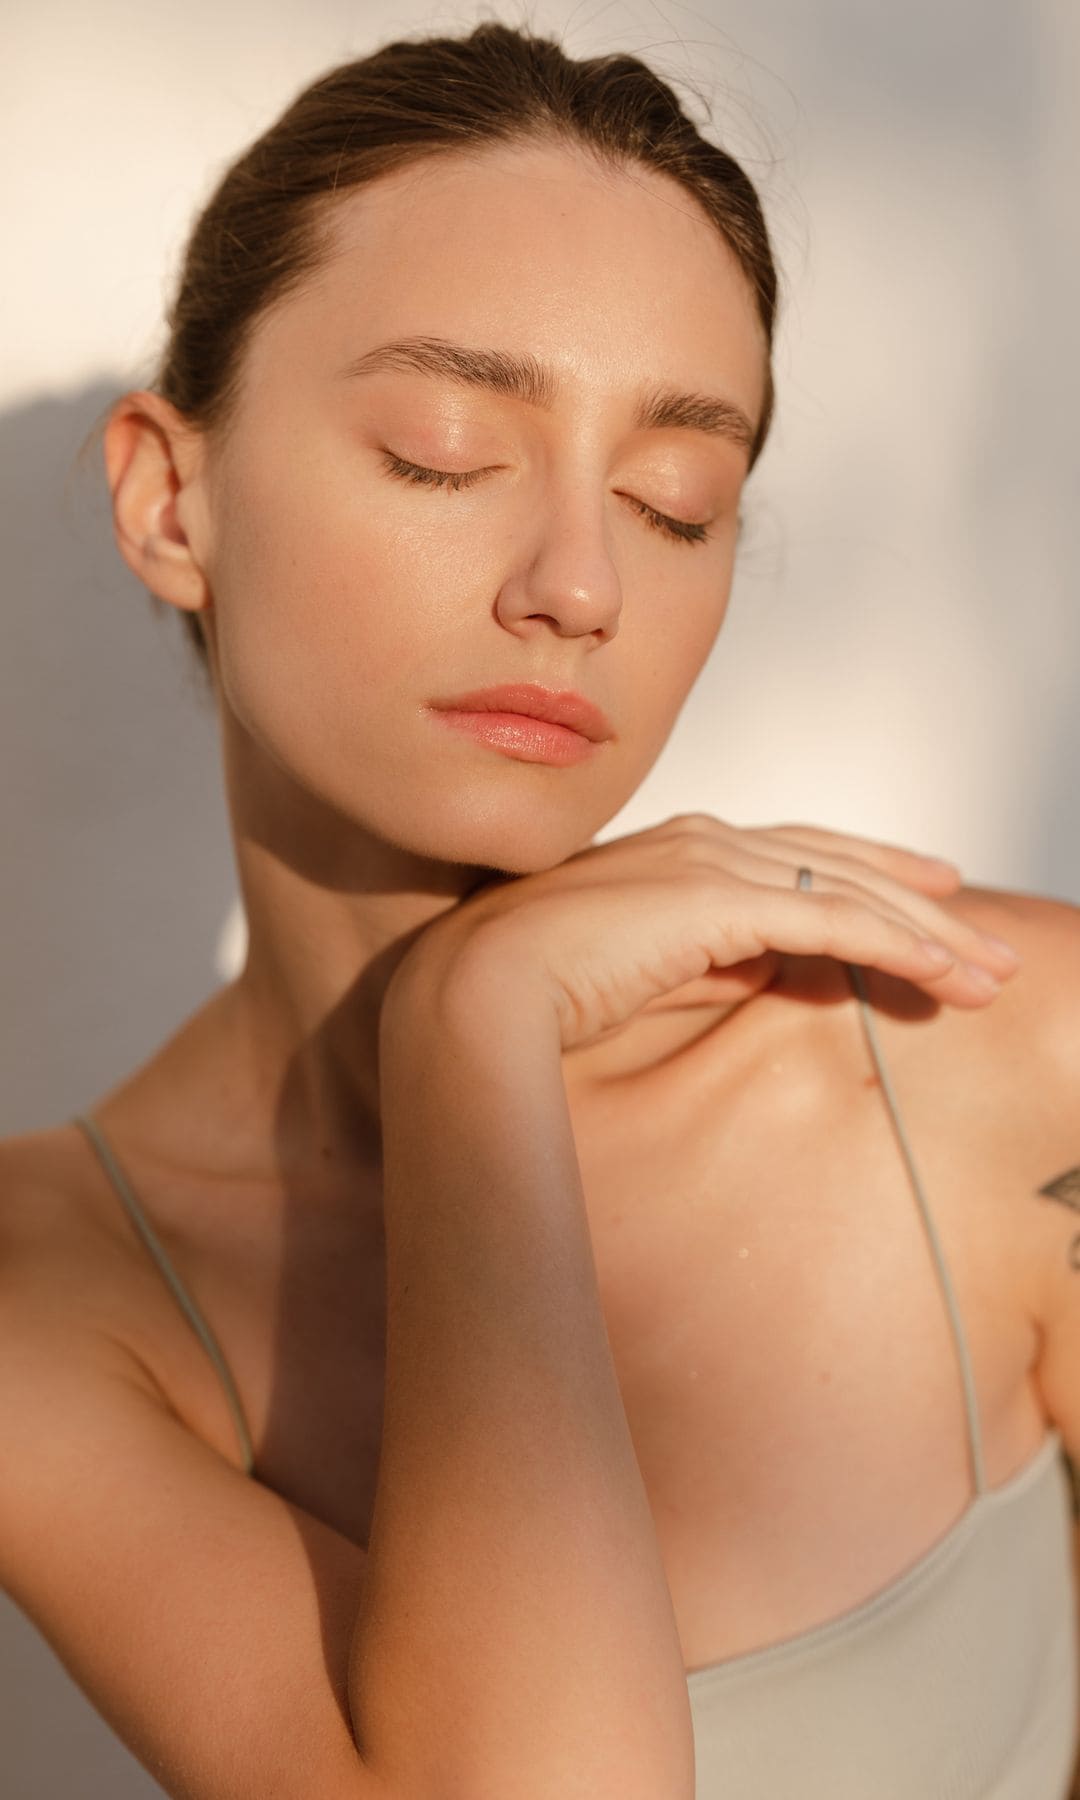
429 683 614 743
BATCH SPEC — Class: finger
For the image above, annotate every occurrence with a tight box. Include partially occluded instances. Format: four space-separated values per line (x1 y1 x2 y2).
726 843 1019 978
706 843 956 940
715 882 1004 1009
685 837 1013 997
752 823 963 895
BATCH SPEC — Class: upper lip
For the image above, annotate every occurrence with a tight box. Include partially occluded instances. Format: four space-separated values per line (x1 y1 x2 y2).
431 683 614 743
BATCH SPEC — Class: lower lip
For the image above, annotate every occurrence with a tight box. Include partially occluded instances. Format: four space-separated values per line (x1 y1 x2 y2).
431 709 601 765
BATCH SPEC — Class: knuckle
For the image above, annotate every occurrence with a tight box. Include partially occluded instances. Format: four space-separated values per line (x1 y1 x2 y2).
652 813 719 859
670 810 722 834
669 810 712 835
815 890 847 920
813 890 855 948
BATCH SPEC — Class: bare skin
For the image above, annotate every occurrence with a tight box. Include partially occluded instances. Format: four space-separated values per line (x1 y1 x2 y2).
4 880 1077 1679
92 139 773 1188
4 136 1078 1784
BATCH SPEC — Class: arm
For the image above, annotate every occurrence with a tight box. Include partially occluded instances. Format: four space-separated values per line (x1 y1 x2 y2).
347 948 695 1799
0 953 692 1800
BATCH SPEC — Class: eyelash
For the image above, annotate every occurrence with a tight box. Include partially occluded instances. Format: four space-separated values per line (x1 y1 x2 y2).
379 452 711 547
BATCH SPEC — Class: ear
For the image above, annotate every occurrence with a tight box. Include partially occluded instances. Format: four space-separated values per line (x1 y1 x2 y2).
102 390 213 619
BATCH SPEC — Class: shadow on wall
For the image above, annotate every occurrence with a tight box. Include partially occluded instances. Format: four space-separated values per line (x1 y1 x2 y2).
0 1582 169 1800
0 379 236 1793
0 380 238 1142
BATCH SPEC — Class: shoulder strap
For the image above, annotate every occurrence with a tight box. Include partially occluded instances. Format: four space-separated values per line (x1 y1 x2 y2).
842 965 987 1496
71 1114 256 1478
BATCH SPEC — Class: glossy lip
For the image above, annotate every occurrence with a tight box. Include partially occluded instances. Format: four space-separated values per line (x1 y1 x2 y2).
429 683 614 743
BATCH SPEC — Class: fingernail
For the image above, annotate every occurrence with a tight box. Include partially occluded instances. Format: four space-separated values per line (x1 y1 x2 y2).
981 935 1021 965
963 963 1002 993
917 940 956 966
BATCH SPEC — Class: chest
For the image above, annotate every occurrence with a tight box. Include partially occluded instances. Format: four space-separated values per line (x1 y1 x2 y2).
99 993 1044 1663
573 1055 1042 1662
141 1018 1043 1668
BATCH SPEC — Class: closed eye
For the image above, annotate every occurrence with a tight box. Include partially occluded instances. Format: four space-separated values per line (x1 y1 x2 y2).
379 452 712 547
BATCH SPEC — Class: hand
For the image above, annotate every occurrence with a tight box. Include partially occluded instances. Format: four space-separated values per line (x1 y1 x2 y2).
394 814 1021 1054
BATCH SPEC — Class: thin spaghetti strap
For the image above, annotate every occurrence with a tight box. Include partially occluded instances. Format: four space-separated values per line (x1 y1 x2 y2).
71 1113 256 1478
842 965 988 1497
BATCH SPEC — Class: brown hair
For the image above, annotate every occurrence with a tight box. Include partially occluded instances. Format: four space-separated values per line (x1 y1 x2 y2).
97 18 780 684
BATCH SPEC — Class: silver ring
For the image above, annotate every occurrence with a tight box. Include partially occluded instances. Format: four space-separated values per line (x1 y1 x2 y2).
796 866 813 891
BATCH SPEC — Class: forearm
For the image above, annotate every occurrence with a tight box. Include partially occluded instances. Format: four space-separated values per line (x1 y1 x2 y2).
348 953 694 1799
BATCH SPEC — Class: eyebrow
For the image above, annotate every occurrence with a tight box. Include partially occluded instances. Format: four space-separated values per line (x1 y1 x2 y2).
337 335 756 455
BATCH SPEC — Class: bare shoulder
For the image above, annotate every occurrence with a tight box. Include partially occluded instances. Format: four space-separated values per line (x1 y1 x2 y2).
920 879 1080 1074
933 878 1080 1193
938 882 1080 1463
849 877 1080 1087
944 877 1080 1010
0 1120 152 1346
0 1122 109 1292
952 879 1080 1206
0 1125 378 1800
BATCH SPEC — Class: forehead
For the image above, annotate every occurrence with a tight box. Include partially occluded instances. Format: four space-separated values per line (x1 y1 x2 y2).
247 139 767 420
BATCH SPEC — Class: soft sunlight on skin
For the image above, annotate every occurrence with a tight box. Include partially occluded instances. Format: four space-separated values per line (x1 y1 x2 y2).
103 139 770 1176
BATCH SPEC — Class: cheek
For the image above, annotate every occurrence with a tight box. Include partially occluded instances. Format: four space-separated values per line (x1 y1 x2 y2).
617 567 733 767
208 458 425 733
653 559 735 684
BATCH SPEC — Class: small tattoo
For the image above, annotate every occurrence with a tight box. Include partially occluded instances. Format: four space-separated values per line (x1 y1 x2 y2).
1036 1167 1080 1272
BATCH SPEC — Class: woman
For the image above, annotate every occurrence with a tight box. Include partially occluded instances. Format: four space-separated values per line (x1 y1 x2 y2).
1 19 1077 1798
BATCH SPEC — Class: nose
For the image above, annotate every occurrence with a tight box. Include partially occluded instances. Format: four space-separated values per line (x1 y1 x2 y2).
494 490 623 642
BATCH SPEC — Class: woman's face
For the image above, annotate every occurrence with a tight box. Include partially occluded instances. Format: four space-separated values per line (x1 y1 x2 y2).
189 138 768 876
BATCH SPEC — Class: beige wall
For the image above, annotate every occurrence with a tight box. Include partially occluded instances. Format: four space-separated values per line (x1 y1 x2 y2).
2 1 1076 1791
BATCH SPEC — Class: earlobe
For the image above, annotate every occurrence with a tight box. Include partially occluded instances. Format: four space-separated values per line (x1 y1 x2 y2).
103 391 211 616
